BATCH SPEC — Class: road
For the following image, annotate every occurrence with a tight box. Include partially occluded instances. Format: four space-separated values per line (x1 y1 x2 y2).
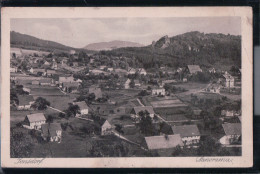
47 106 66 114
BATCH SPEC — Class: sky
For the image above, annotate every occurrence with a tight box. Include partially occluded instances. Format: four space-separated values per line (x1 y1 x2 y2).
11 17 241 48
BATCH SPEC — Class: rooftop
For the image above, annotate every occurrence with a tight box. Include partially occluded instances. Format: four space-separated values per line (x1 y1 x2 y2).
222 123 241 136
145 134 183 150
17 95 34 105
26 113 46 123
172 125 200 137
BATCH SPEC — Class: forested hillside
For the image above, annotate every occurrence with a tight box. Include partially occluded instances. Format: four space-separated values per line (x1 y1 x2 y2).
103 31 241 70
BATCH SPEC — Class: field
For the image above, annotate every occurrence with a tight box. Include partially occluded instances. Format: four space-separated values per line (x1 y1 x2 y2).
31 87 64 96
11 47 50 56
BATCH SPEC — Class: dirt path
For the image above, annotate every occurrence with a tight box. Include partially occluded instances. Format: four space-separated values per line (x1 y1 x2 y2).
47 106 66 114
136 98 145 106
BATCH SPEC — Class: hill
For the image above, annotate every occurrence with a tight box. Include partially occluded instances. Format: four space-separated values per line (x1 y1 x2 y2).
10 31 76 53
104 31 241 70
83 40 144 51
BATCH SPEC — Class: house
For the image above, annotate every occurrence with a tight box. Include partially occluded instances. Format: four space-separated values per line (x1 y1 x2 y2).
41 123 62 143
220 123 241 145
11 75 17 81
72 62 78 67
32 80 40 85
17 95 34 110
152 88 165 96
10 67 18 73
144 134 184 150
46 70 56 77
128 68 137 75
171 125 200 145
89 86 102 99
134 80 141 87
39 78 52 86
131 106 155 118
183 77 188 82
74 101 89 116
62 82 80 93
221 110 235 117
101 120 113 136
209 67 216 73
124 79 131 89
223 72 235 88
43 61 51 66
193 109 202 117
187 65 202 74
30 68 46 76
51 61 58 70
23 113 46 130
138 68 147 75
59 75 74 83
107 67 113 72
23 87 31 94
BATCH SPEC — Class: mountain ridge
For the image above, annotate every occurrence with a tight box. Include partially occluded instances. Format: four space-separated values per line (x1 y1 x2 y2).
83 40 144 51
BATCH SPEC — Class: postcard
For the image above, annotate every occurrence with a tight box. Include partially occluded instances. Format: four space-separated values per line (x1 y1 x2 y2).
1 7 253 168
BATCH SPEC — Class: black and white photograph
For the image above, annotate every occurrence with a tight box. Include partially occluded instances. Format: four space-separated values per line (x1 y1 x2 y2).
1 7 253 168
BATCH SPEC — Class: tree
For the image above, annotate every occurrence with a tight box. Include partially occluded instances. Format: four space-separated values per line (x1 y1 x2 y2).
67 104 80 117
46 115 54 123
138 90 149 96
129 79 135 88
115 124 124 136
138 110 156 136
197 136 221 156
31 97 50 110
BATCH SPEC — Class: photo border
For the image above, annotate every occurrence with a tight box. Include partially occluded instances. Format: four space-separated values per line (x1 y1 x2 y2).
1 7 253 168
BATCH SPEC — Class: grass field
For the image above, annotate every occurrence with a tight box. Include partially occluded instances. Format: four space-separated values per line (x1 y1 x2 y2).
31 87 64 96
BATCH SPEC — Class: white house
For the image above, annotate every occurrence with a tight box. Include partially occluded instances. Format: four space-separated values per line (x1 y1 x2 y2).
17 95 34 110
10 67 18 73
219 123 241 145
101 120 113 136
41 123 62 143
138 68 147 75
152 88 165 96
223 72 235 88
23 113 46 130
171 125 200 145
221 110 235 117
74 101 89 116
124 79 131 89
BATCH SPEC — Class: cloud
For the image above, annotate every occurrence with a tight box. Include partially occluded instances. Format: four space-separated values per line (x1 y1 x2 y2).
11 17 240 48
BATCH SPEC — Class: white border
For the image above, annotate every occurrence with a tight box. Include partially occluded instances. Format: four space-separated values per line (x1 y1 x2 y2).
1 7 253 168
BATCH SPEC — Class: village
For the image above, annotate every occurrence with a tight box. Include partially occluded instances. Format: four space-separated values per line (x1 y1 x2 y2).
10 47 242 157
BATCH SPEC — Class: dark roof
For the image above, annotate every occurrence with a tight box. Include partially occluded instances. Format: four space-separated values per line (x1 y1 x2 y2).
145 134 183 150
222 123 241 136
172 125 200 137
133 106 155 115
26 113 46 123
18 95 34 105
41 123 62 137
